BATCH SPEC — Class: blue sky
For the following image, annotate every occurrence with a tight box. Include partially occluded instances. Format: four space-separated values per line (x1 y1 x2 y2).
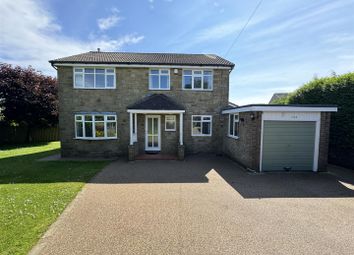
1 0 353 104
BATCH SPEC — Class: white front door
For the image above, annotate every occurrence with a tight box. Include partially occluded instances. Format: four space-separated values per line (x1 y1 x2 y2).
145 115 161 151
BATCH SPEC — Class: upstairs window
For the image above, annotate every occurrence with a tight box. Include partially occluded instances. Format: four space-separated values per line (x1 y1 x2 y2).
183 70 213 90
75 114 117 139
229 113 239 138
149 69 170 90
74 67 116 89
192 115 212 136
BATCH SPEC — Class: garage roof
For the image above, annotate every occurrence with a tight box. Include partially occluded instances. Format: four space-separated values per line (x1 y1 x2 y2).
222 104 338 114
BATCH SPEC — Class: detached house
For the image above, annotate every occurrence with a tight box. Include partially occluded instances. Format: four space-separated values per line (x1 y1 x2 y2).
50 51 337 172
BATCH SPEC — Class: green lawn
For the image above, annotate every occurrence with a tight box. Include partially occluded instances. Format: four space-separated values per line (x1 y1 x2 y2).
0 142 109 255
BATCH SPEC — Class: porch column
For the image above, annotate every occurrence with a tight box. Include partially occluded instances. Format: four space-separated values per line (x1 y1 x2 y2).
134 113 137 142
179 112 183 145
129 112 133 145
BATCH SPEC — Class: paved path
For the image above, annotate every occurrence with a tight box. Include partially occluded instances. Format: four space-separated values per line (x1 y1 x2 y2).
31 155 354 255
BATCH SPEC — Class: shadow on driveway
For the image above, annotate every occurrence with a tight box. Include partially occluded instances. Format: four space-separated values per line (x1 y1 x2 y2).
91 154 354 199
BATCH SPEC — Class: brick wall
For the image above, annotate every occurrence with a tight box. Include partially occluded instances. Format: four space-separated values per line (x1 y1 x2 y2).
222 112 262 170
58 66 229 157
318 112 331 171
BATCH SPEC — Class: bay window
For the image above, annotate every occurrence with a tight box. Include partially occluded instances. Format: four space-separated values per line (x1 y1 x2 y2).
192 115 212 136
75 113 117 139
229 113 239 138
74 67 116 89
149 69 170 90
183 70 213 90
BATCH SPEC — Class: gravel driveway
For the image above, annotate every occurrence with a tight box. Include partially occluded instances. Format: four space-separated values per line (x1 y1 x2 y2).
30 155 354 255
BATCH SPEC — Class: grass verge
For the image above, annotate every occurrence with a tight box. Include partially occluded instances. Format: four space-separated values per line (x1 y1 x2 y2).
0 142 109 255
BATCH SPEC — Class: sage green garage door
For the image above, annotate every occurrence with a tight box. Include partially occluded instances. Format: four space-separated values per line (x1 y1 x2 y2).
262 121 316 171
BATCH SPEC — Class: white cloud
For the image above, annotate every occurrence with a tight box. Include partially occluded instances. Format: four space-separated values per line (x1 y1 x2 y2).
0 0 144 75
97 8 122 31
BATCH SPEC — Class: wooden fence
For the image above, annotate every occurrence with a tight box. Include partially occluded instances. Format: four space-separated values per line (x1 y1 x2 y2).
0 124 59 144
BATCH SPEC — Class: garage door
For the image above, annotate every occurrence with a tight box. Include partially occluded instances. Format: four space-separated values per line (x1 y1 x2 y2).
262 121 316 171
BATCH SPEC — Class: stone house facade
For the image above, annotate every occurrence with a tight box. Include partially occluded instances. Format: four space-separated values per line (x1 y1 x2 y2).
50 51 337 172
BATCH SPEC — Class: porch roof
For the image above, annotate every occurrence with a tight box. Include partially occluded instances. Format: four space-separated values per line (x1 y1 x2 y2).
127 94 185 113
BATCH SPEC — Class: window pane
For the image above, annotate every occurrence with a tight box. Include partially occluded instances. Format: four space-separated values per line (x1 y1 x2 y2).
183 76 192 89
96 68 105 74
193 116 201 121
150 70 159 75
85 115 92 121
183 70 192 75
161 70 169 74
229 114 234 135
106 75 114 87
160 75 169 89
107 122 116 137
95 122 105 137
202 122 211 135
75 74 83 87
74 68 83 72
204 71 212 75
153 118 158 135
85 68 94 73
203 75 212 89
75 115 82 121
95 115 104 121
76 122 83 137
194 77 202 89
106 69 114 73
165 116 175 130
96 74 105 88
234 114 239 122
192 122 201 135
234 122 239 137
84 74 94 88
202 116 211 121
150 75 159 89
148 136 153 147
194 70 202 75
85 122 93 137
107 116 116 121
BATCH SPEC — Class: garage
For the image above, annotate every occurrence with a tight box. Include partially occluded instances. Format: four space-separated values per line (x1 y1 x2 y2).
262 121 316 171
222 104 337 172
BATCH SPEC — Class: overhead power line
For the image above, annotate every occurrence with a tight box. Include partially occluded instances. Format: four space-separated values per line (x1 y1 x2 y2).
224 0 263 57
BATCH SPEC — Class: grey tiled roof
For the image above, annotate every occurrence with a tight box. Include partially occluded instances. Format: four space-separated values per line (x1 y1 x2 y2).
49 51 235 68
127 94 185 110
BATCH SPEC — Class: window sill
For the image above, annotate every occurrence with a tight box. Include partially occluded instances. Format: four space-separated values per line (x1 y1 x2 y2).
148 88 171 91
182 88 213 92
73 87 116 90
228 135 239 140
74 137 118 140
165 129 176 132
192 134 212 137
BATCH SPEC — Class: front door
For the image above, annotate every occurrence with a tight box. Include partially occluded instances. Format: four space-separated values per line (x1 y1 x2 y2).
145 115 161 151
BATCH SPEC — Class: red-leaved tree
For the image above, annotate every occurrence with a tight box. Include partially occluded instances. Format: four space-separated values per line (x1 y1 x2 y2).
0 63 58 130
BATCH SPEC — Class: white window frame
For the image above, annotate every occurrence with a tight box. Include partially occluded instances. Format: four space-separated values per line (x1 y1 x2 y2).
165 115 176 131
73 67 116 89
182 70 213 91
191 115 212 136
149 69 170 90
228 113 239 139
74 113 117 140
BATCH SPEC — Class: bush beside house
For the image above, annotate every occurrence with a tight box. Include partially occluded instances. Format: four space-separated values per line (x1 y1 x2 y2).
273 72 354 169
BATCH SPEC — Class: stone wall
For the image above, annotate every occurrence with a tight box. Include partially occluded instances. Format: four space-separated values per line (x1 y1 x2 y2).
58 66 229 157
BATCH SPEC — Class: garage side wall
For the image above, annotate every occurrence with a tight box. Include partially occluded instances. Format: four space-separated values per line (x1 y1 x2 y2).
222 112 262 170
318 112 331 171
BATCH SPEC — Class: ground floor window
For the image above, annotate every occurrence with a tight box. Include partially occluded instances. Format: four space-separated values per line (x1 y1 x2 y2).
75 113 117 139
228 113 239 138
165 115 176 131
192 115 212 136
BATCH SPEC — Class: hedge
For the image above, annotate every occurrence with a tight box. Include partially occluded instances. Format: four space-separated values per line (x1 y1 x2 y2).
273 72 354 169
